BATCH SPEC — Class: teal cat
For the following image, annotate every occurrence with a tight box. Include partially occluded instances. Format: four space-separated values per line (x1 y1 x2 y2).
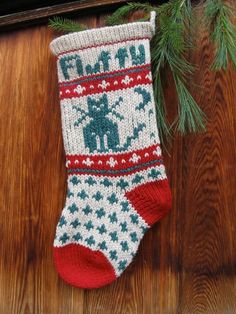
74 94 124 153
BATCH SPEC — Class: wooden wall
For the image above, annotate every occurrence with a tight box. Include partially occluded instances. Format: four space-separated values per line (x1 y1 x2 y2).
0 11 236 314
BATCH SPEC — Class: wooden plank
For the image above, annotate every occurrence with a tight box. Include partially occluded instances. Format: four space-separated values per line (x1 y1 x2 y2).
0 0 127 31
177 8 236 313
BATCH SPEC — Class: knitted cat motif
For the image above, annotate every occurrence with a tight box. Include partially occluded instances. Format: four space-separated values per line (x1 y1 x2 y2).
73 93 148 153
83 94 122 153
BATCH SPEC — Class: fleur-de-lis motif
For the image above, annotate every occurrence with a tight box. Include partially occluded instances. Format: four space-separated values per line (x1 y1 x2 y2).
74 84 86 94
106 157 118 168
98 80 110 90
122 75 134 85
82 157 94 166
129 153 141 163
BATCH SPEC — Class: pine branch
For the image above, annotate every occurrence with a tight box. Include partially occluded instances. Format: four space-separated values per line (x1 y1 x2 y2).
204 0 236 70
173 74 206 133
152 0 206 133
153 71 173 144
49 17 86 33
106 2 154 26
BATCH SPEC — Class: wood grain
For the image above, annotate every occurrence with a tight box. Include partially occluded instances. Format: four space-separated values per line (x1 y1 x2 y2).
0 10 236 314
0 0 127 31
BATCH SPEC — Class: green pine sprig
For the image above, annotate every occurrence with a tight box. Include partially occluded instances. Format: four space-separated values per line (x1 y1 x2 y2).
152 0 206 135
204 0 236 70
48 17 86 33
153 71 172 144
106 2 154 26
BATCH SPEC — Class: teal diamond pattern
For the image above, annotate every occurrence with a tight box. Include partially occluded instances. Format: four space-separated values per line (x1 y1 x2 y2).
68 203 78 214
84 220 94 231
73 232 83 241
148 168 161 179
85 177 97 186
59 232 69 244
95 207 106 218
120 201 130 212
98 241 108 250
77 190 89 199
109 231 118 242
100 178 113 187
107 193 119 204
118 260 127 271
85 235 95 246
58 169 151 269
130 232 138 242
70 218 81 228
120 221 128 232
130 214 139 224
120 241 129 252
92 191 103 201
70 176 81 186
109 250 118 261
132 174 144 184
59 215 67 227
82 205 93 215
116 179 129 190
108 212 118 223
97 224 107 235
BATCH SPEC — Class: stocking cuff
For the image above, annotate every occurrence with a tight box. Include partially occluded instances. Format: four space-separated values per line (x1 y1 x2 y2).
50 12 156 56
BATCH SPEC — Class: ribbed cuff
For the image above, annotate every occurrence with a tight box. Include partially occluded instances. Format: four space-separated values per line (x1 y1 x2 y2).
50 16 155 56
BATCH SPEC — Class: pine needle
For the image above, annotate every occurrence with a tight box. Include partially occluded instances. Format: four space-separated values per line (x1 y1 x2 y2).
152 0 206 134
204 0 236 70
153 71 173 144
49 16 86 33
173 74 206 133
106 2 153 26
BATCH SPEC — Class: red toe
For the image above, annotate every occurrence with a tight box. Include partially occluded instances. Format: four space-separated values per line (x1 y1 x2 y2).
53 243 116 289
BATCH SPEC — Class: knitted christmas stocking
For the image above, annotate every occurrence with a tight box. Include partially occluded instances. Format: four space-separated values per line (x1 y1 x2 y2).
50 12 171 289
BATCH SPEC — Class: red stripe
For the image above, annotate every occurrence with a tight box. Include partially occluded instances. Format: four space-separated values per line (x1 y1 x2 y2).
59 68 152 100
66 144 161 171
59 64 150 86
57 36 150 58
